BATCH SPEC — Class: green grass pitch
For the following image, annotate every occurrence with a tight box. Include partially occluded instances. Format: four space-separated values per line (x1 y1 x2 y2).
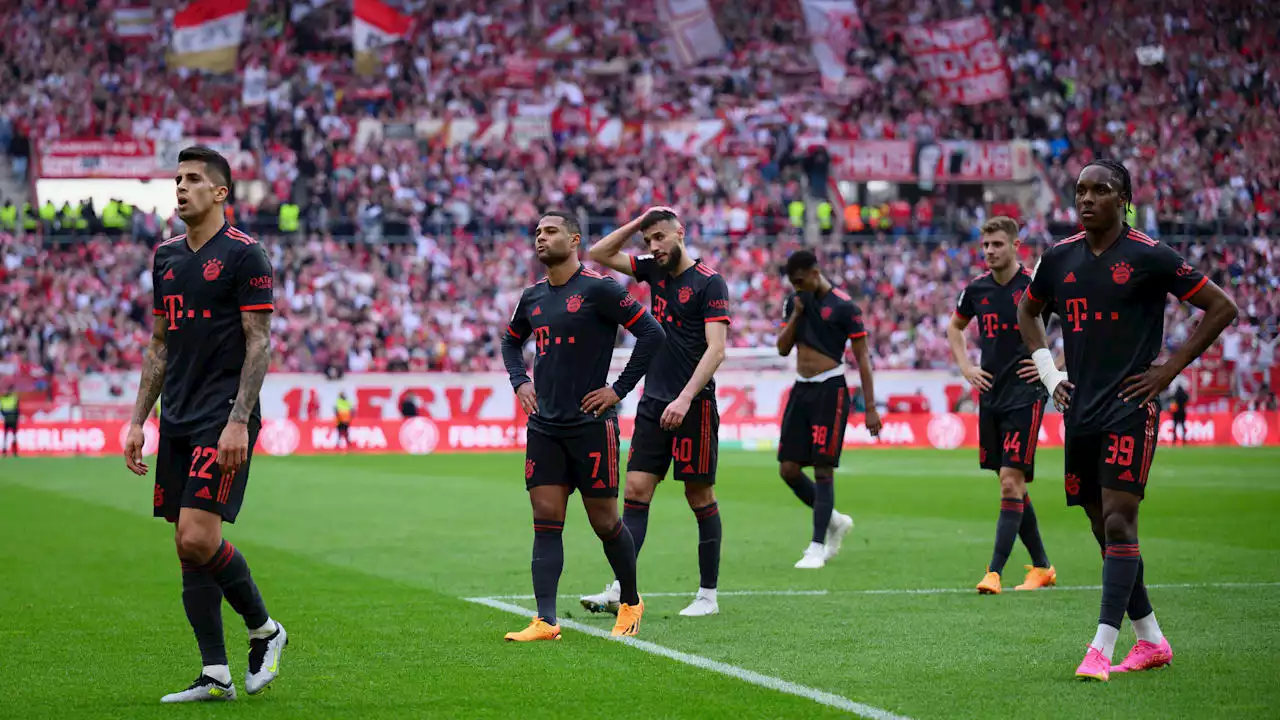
2 447 1278 719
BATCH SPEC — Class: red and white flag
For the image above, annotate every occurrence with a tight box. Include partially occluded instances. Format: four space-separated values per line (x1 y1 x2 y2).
800 0 863 96
900 16 1009 105
354 0 411 76
657 0 725 68
169 0 248 74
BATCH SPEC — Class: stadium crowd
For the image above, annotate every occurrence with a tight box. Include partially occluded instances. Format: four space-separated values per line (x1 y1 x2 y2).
0 0 1277 402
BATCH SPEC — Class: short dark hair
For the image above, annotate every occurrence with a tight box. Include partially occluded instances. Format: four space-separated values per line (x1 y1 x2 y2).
1084 158 1132 212
540 210 581 237
784 250 819 277
177 146 233 190
638 208 680 232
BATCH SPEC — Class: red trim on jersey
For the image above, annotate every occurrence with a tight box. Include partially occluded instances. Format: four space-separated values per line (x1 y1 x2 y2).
977 270 993 279
848 331 867 340
1126 228 1158 246
629 255 637 273
507 325 522 339
1057 232 1085 245
952 310 971 322
830 287 851 301
153 308 165 316
1020 266 1032 276
581 268 605 279
1025 399 1044 464
226 226 258 245
240 304 273 312
1178 276 1208 301
1139 402 1158 485
704 315 730 324
1025 287 1041 303
828 387 845 454
623 310 645 328
694 263 718 277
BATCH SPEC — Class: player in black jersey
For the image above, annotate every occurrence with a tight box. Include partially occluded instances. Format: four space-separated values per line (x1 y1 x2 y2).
123 147 287 702
500 211 665 641
947 216 1057 594
776 250 880 569
579 207 730 617
1019 159 1238 681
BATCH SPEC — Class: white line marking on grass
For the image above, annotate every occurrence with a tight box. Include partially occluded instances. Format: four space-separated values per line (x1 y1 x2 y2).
481 581 1279 602
464 595 914 720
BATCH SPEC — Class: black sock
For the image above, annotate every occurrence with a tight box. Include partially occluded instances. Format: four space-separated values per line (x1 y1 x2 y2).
1101 542 1142 629
197 541 270 630
600 521 640 605
623 499 651 557
693 502 721 590
181 562 227 666
1018 493 1051 568
989 496 1024 575
531 519 564 624
1127 558 1153 621
811 470 834 544
782 469 816 507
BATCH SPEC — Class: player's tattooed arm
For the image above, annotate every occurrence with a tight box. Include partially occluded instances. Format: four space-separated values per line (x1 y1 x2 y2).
130 321 168 426
229 310 272 424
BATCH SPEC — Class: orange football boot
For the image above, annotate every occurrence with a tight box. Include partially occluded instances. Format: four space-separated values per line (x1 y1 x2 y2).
504 617 562 642
611 600 644 636
1015 565 1057 591
976 569 1002 594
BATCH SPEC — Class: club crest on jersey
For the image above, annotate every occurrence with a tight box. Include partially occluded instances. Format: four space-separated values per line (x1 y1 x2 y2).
1012 289 1024 305
202 258 224 282
566 294 584 313
821 307 833 320
1111 262 1132 285
525 459 536 480
1064 473 1080 496
678 286 694 304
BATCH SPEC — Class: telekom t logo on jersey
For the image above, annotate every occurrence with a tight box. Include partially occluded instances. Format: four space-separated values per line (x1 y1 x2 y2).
981 313 1000 338
163 294 184 330
1065 297 1088 332
533 326 552 356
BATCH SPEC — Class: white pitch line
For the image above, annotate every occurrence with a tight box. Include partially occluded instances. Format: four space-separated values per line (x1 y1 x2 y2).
465 595 914 720
481 580 1280 602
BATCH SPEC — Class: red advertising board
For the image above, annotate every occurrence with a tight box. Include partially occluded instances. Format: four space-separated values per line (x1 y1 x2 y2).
899 16 1009 105
12 412 1280 457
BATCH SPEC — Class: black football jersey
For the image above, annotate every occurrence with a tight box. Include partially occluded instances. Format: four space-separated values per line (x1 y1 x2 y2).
151 224 274 435
630 255 731 403
782 286 867 364
502 265 663 431
955 266 1049 411
1027 226 1207 433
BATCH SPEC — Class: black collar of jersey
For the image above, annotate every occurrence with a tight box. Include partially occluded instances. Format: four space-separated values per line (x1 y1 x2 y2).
182 222 232 254
545 262 585 288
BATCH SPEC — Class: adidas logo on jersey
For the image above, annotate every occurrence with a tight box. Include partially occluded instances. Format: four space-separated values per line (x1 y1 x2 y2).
532 306 542 316
1118 469 1135 482
164 269 175 280
1064 272 1077 283
195 486 213 500
980 298 990 305
682 463 696 474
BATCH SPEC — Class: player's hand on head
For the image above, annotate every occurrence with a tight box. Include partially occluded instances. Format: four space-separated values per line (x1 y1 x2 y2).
644 206 677 221
660 396 691 431
123 425 148 475
1120 363 1176 405
217 422 249 481
580 386 621 417
516 382 538 415
963 365 995 391
1053 380 1074 412
1016 359 1040 385
865 408 882 437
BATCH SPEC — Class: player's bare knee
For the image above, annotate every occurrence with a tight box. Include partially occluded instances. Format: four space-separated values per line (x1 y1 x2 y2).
623 472 659 504
998 468 1026 498
528 493 567 524
174 524 219 564
1101 504 1138 543
779 461 803 481
582 501 621 537
684 482 715 508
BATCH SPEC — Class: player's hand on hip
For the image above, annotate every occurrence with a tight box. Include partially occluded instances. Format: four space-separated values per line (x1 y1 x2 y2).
516 382 538 415
123 424 148 476
1016 358 1041 385
1052 380 1074 412
1120 363 1176 405
581 386 620 417
963 365 995 391
217 421 249 480
660 396 691 431
865 408 882 437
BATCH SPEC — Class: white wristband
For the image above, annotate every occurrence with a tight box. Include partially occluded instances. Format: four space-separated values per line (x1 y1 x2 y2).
1032 348 1068 397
